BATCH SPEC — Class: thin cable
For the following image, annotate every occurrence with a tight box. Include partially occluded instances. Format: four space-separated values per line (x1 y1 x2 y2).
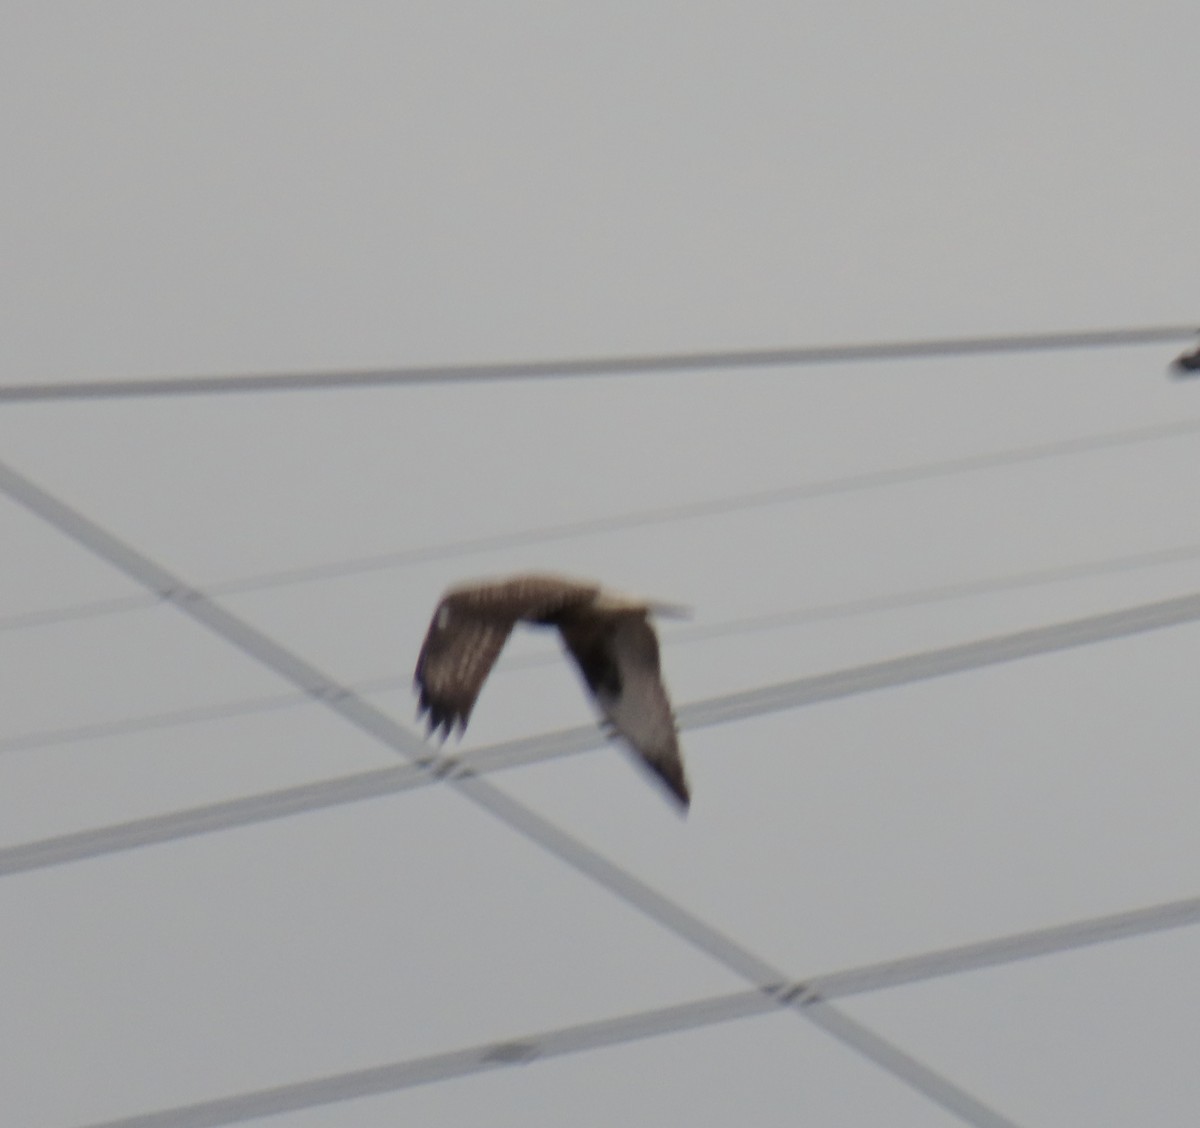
0 689 311 755
8 411 1200 639
664 541 1200 646
676 589 1200 729
7 585 1200 876
453 773 1020 1126
0 592 157 633
78 992 780 1128
0 765 430 875
0 458 1012 1127
0 461 429 762
12 536 1200 757
1 323 1190 403
75 894 1200 1128
153 415 1200 597
801 1005 1017 1128
802 895 1200 999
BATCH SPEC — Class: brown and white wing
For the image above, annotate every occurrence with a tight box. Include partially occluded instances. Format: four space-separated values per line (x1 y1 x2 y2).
414 575 599 738
572 615 689 809
445 573 600 621
413 597 515 737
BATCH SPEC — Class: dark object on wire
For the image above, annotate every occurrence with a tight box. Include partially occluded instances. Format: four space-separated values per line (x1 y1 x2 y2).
1172 341 1200 374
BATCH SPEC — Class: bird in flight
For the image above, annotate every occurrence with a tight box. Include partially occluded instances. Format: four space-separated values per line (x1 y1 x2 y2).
414 573 690 809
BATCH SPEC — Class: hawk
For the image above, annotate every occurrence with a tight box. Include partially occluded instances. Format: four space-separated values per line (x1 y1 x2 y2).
414 573 691 808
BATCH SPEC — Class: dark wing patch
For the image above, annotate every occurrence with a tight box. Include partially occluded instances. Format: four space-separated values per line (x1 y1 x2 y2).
557 620 623 698
568 615 690 810
413 600 514 737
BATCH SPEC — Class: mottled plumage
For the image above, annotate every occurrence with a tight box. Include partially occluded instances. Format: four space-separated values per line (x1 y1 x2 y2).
414 574 690 808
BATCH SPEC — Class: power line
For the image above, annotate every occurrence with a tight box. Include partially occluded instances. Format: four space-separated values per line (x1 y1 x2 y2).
675 588 1200 729
76 894 1200 1128
0 458 1012 1126
1 324 1190 404
11 536 1200 757
0 687 312 756
803 894 1200 999
8 411 1200 638
7 584 1200 876
433 776 1020 1127
0 592 156 633
0 764 428 876
441 586 1200 776
79 992 780 1128
0 460 432 765
663 541 1200 646
801 1007 1017 1128
200 416 1200 595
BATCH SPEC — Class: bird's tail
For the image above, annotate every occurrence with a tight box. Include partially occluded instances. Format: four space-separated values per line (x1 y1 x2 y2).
645 600 692 620
590 586 692 619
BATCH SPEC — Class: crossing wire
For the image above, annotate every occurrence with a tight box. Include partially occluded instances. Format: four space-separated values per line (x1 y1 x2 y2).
10 534 1200 758
5 583 1200 877
76 895 1200 1128
0 323 1191 403
166 415 1200 594
0 457 1017 1127
6 409 1200 640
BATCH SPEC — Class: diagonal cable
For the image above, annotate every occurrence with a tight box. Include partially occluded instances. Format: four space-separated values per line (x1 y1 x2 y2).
7 525 1200 758
10 525 1200 755
76 1006 996 1128
450 774 1020 1125
0 323 1192 403
73 894 1200 1128
0 462 429 761
191 415 1200 595
0 458 1017 1126
8 411 1200 637
77 991 780 1128
10 525 1200 757
6 584 1200 877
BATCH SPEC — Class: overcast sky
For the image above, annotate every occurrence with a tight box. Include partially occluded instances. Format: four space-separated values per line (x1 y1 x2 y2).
2 5 1200 1126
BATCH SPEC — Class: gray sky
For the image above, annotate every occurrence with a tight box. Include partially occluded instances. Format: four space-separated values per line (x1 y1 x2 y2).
2 4 1200 1125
